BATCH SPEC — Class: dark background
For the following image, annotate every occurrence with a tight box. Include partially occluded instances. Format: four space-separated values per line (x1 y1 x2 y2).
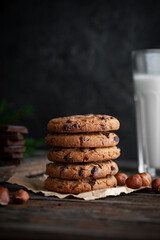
1 0 160 161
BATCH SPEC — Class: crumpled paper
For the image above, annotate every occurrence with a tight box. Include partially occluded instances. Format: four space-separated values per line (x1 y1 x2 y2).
7 174 144 200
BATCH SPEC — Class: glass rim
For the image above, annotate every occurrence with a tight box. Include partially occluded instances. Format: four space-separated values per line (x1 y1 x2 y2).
132 49 160 56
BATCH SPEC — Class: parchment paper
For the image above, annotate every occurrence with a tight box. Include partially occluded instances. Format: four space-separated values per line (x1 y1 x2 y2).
7 174 144 200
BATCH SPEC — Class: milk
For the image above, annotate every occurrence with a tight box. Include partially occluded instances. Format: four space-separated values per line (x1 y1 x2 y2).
134 74 160 172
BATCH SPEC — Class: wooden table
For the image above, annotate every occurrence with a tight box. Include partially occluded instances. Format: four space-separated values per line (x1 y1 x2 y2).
1 181 160 240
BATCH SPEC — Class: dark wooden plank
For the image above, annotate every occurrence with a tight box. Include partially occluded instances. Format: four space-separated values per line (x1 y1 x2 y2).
0 182 160 240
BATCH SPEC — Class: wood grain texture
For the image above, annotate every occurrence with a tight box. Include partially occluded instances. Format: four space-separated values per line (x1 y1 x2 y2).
0 182 160 240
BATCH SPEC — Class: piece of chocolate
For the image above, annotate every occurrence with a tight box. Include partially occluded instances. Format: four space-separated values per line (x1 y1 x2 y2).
64 153 72 162
0 152 23 159
0 146 26 153
0 132 24 140
0 139 25 146
0 125 28 134
66 120 72 123
91 166 98 175
72 123 79 128
0 158 21 166
79 168 84 177
101 124 106 130
63 125 70 131
111 166 116 171
114 136 119 142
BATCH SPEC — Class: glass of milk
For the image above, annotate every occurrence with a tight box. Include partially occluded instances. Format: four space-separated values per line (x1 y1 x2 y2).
132 49 160 177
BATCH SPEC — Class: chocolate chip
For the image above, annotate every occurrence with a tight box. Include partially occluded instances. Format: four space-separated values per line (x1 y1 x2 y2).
63 124 70 131
101 116 108 120
98 164 102 169
64 153 72 162
83 137 89 141
83 157 88 161
63 166 68 170
113 184 116 188
106 160 112 163
101 124 106 130
111 166 116 171
66 119 72 123
79 168 84 177
110 116 114 119
89 179 96 188
72 123 79 128
91 166 98 175
105 132 110 138
114 136 119 142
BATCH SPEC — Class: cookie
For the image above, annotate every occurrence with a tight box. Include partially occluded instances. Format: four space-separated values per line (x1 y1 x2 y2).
47 114 120 133
45 132 119 148
0 125 28 133
46 160 118 179
45 175 117 194
48 146 120 163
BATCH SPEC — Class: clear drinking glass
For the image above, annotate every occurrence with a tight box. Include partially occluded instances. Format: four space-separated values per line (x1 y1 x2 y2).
132 49 160 177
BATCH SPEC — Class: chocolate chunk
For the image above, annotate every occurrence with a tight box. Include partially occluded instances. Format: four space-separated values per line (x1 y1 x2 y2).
114 136 119 142
91 166 98 175
113 184 116 188
63 165 68 170
0 125 28 134
83 157 88 161
101 116 108 120
83 137 89 141
101 124 106 130
98 164 102 169
63 124 70 131
105 132 110 138
89 179 96 188
72 123 79 128
79 168 84 177
0 139 25 146
0 146 26 153
111 166 116 171
66 120 72 123
110 116 114 119
64 153 72 162
0 152 23 159
106 160 112 163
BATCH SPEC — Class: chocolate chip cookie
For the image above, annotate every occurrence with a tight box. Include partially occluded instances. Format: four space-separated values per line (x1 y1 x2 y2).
46 160 118 179
45 132 119 148
45 175 117 194
47 114 120 133
47 146 120 163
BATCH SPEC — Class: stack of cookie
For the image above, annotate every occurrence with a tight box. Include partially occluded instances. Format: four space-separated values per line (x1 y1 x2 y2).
45 114 120 194
0 125 28 166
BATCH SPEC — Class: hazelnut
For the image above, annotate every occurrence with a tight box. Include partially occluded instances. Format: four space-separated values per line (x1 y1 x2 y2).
115 173 128 186
139 172 152 186
152 179 160 194
0 187 10 206
126 174 142 189
12 189 29 204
